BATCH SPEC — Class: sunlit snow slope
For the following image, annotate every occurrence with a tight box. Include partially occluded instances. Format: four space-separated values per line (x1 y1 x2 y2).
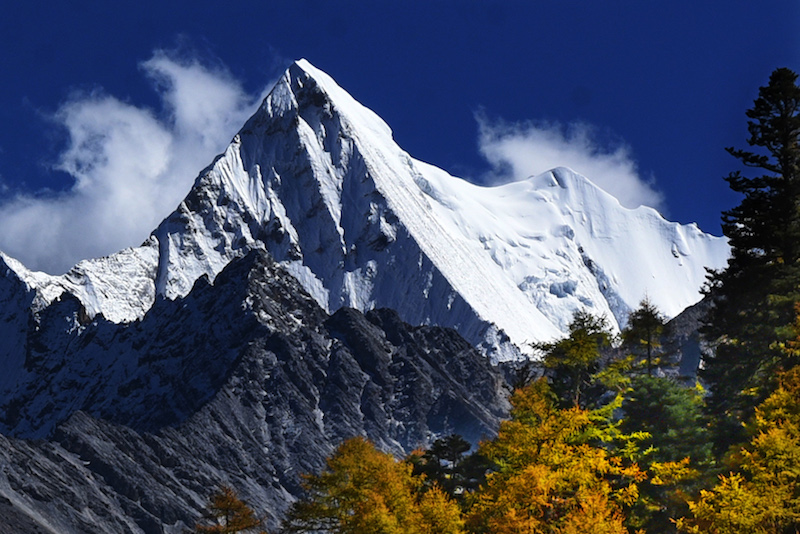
0 59 729 361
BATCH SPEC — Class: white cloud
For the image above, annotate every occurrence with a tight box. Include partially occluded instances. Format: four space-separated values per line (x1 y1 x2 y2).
477 116 664 212
0 52 269 274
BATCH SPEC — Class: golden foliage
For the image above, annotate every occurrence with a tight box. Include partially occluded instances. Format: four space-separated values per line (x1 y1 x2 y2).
194 485 265 534
676 367 800 533
283 436 464 534
466 380 644 534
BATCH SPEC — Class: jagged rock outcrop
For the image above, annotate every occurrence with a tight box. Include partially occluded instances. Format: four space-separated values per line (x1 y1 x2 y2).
664 298 713 379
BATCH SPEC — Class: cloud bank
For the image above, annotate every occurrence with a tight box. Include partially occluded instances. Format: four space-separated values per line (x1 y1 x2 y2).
477 116 664 212
0 51 268 274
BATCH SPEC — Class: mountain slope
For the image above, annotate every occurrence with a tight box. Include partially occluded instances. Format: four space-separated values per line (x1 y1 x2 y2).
1 250 506 441
0 60 729 361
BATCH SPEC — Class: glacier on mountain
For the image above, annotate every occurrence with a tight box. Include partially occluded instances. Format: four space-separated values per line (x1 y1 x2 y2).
0 59 729 361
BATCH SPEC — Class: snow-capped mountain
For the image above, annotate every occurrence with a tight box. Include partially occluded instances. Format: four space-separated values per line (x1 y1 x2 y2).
0 59 731 533
0 59 729 362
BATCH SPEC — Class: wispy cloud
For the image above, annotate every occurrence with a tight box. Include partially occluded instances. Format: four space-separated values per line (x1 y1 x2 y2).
0 51 269 274
477 115 664 212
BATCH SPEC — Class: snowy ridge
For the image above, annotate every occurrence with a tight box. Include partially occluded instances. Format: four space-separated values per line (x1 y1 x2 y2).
0 59 729 361
416 165 726 333
1 244 159 322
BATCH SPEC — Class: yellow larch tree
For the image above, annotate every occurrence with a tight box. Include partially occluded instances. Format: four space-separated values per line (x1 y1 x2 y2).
282 436 464 534
466 379 645 534
194 485 265 534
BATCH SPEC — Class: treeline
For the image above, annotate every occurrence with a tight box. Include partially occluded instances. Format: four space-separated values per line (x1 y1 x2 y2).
191 68 800 533
192 362 800 533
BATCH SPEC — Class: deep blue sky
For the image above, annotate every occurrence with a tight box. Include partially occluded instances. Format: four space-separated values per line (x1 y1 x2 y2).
1 1 799 271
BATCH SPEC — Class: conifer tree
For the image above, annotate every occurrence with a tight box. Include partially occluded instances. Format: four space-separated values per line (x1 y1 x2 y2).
410 434 488 500
466 380 644 534
622 376 711 466
536 310 613 409
676 367 800 533
623 297 667 376
702 67 800 447
283 436 464 534
621 376 712 532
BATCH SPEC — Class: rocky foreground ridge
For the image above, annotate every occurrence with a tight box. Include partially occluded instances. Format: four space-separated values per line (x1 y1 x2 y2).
0 250 508 532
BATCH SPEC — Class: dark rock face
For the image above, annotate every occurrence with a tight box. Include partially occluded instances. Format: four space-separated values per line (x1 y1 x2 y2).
664 297 712 379
0 250 509 533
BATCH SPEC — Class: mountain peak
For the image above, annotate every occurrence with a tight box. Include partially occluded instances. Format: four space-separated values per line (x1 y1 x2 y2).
259 59 393 141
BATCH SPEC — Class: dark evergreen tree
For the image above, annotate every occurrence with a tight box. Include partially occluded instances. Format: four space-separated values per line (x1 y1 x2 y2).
428 434 471 467
621 376 711 466
702 67 800 449
620 376 712 533
622 297 667 376
410 434 490 501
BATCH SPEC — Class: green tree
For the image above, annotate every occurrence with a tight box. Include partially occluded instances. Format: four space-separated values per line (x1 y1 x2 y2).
428 434 471 468
623 297 667 376
621 376 712 532
702 67 800 449
410 434 489 501
537 310 613 409
194 485 265 534
283 437 464 534
621 376 711 466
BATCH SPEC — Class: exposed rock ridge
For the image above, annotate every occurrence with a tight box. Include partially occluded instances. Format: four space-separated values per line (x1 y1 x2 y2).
0 250 508 533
